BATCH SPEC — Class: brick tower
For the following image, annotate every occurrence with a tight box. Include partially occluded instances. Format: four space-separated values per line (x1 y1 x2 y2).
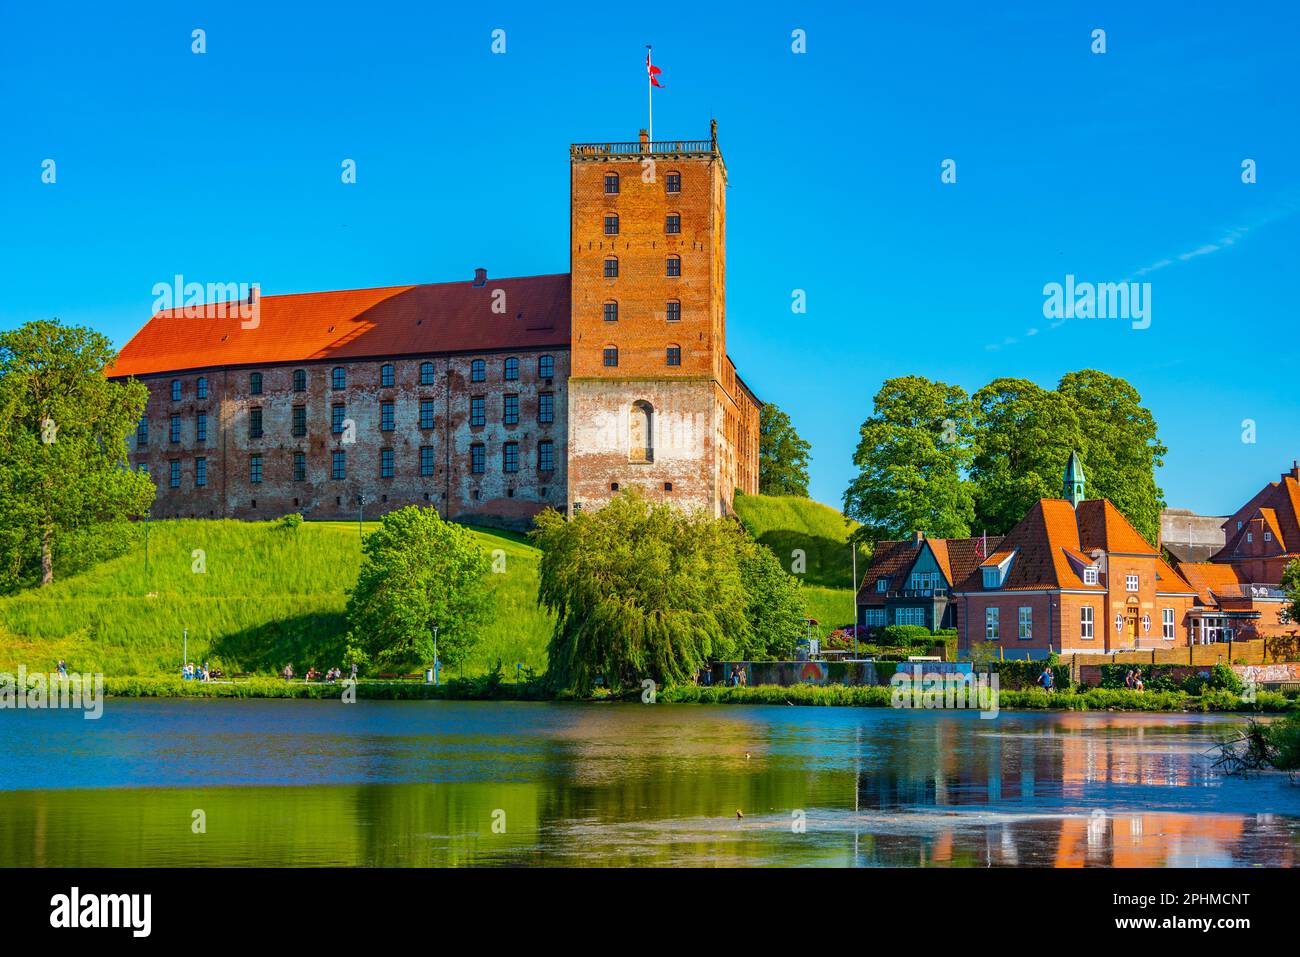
567 122 759 516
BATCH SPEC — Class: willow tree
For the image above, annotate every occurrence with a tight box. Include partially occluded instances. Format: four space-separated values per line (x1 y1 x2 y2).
534 491 762 695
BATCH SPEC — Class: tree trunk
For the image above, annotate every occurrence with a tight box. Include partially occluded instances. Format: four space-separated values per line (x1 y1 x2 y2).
41 525 54 586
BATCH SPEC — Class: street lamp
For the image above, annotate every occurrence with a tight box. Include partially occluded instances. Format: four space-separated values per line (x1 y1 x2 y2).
432 625 440 686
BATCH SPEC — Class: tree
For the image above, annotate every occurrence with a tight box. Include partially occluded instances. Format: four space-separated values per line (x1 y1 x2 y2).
969 377 1084 534
1282 559 1300 628
759 403 812 497
1056 370 1167 544
735 534 807 659
345 506 491 671
842 376 974 543
533 490 753 694
0 320 154 591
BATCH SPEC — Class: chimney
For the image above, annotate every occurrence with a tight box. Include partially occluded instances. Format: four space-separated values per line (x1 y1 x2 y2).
472 267 487 287
638 128 649 150
1290 460 1299 481
913 530 925 545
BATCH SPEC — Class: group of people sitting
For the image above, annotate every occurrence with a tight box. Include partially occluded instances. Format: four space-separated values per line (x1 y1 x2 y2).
181 662 220 681
281 664 350 683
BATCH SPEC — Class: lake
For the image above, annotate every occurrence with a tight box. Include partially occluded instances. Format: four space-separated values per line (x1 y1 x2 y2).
2 699 1297 866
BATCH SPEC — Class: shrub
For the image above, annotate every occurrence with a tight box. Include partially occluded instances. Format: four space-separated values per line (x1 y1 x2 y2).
276 512 304 531
878 625 933 648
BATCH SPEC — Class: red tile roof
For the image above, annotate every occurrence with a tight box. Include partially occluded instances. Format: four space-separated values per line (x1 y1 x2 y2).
106 274 572 378
856 539 922 605
1076 499 1158 555
1214 467 1300 560
1176 562 1248 605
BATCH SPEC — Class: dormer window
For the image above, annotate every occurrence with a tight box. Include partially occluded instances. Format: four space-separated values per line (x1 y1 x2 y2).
875 578 888 593
983 552 1014 589
1083 567 1099 586
982 568 1000 588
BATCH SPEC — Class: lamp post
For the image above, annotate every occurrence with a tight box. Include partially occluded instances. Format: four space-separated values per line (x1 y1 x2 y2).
851 543 858 659
182 627 188 674
432 625 440 686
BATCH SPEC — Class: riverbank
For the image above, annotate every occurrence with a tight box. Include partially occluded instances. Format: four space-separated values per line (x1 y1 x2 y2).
95 676 1299 712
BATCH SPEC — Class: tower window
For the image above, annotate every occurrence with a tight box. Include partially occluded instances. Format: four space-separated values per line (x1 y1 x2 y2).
603 301 619 322
419 398 435 430
332 450 346 480
666 172 681 193
195 457 207 487
503 394 519 425
538 440 555 472
666 300 681 322
196 376 208 400
169 460 181 488
420 445 435 477
331 367 346 390
539 392 554 424
196 412 207 443
380 364 394 387
380 400 394 432
250 372 262 395
665 213 680 234
470 443 485 474
604 214 619 235
504 357 519 381
538 354 554 379
470 396 485 427
136 418 148 446
604 173 619 194
332 403 346 434
471 359 486 382
293 452 306 482
291 405 306 437
248 408 263 439
420 361 435 386
169 414 181 443
603 257 619 278
503 442 519 473
293 369 307 392
381 448 394 478
603 347 618 368
666 256 681 277
249 454 263 484
666 345 681 366
170 380 182 401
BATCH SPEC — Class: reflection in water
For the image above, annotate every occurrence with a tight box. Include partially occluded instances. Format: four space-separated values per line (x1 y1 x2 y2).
0 701 1296 866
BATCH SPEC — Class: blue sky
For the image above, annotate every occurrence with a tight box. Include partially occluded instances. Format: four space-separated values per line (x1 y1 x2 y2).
2 1 1296 516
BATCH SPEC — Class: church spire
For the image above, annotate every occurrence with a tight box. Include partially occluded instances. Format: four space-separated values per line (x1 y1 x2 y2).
1063 451 1086 507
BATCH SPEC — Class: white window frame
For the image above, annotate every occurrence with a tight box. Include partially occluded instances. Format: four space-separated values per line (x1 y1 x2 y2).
1125 574 1139 592
985 607 1000 640
1083 567 1098 586
1265 531 1273 542
1162 607 1175 640
876 578 888 593
1080 606 1094 640
1018 606 1033 640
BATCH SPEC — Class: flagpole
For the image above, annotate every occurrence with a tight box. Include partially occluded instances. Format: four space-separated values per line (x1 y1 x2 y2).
646 45 653 144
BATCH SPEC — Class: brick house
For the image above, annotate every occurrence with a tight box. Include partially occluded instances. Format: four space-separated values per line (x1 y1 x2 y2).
856 532 1001 635
106 126 760 528
954 453 1198 659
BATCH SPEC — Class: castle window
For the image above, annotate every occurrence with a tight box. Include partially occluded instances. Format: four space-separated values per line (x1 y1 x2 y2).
603 347 618 368
250 372 263 395
380 364 394 388
196 376 208 400
538 440 554 472
663 481 673 492
629 400 653 463
603 301 619 322
331 367 346 390
665 213 680 234
538 355 554 379
666 300 681 322
293 452 306 482
604 257 619 278
170 414 181 443
249 407 263 439
331 403 346 434
666 256 681 277
248 454 263 484
196 412 208 443
381 448 394 478
292 405 306 437
195 457 207 487
380 400 395 432
170 380 182 401
666 345 681 367
136 418 148 446
420 446 435 477
331 450 346 480
471 359 486 382
293 369 306 392
504 394 519 425
666 172 681 193
604 214 619 235
539 392 554 424
470 396 485 427
420 361 435 386
169 460 180 488
504 357 519 381
419 399 435 430
470 443 485 474
503 442 519 473
604 172 619 194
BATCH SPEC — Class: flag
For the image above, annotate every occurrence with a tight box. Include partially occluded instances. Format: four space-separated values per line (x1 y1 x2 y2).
975 531 987 560
647 48 663 87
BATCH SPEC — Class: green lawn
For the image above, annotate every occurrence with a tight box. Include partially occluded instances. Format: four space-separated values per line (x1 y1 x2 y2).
0 519 554 678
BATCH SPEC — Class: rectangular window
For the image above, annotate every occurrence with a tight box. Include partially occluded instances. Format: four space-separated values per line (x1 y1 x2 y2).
196 377 208 400
539 355 554 379
381 448 394 478
666 346 681 366
539 392 554 424
331 367 346 390
894 607 925 627
249 454 263 484
419 399 435 430
292 405 306 437
1126 574 1139 592
420 445 435 477
504 394 519 425
1018 606 1032 640
250 372 262 395
196 412 207 443
1080 606 1095 640
332 404 346 434
470 444 485 474
538 440 554 472
195 457 207 487
666 256 681 277
603 258 618 278
666 172 681 193
503 441 519 473
293 452 306 482
504 357 519 381
169 460 180 488
1083 567 1098 585
604 215 618 235
603 348 618 368
471 359 485 382
665 213 680 234
1162 607 1175 640
604 173 619 194
381 364 394 388
985 607 1000 641
249 407 263 439
470 396 485 427
380 400 395 432
666 301 681 322
331 450 346 480
137 418 148 446
170 380 182 401
603 302 618 322
864 609 886 627
420 363 435 386
170 415 181 443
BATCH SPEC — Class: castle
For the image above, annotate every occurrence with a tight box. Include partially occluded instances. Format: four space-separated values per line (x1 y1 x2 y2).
107 126 761 527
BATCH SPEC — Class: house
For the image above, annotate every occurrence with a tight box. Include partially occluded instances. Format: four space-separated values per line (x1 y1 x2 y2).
856 531 1002 635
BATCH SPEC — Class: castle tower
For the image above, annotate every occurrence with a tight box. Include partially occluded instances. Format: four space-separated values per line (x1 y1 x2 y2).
1064 451 1086 507
566 123 759 516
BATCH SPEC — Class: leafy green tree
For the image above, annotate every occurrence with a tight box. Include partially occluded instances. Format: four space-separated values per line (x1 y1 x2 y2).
735 534 806 659
1056 370 1167 543
0 320 154 591
533 490 752 694
969 377 1084 534
842 376 974 543
759 403 812 497
345 506 491 671
1282 559 1300 628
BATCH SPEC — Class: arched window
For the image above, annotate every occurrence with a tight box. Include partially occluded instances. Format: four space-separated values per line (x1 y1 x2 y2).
666 255 681 277
666 300 681 322
629 401 653 463
665 344 681 367
504 357 519 381
380 363 394 387
538 354 554 379
470 359 486 382
419 361 434 385
604 214 619 236
603 301 618 322
292 369 306 392
196 376 209 399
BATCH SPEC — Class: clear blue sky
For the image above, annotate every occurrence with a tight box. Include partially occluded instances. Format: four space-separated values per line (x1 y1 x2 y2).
3 1 1296 516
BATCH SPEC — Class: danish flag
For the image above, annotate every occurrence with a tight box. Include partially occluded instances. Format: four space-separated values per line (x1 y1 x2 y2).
647 49 663 87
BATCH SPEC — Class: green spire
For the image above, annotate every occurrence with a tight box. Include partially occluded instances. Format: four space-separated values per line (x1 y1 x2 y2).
1063 451 1086 507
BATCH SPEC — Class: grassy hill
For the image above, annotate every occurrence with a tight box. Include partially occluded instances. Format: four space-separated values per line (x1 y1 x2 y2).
0 520 554 677
733 492 868 632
